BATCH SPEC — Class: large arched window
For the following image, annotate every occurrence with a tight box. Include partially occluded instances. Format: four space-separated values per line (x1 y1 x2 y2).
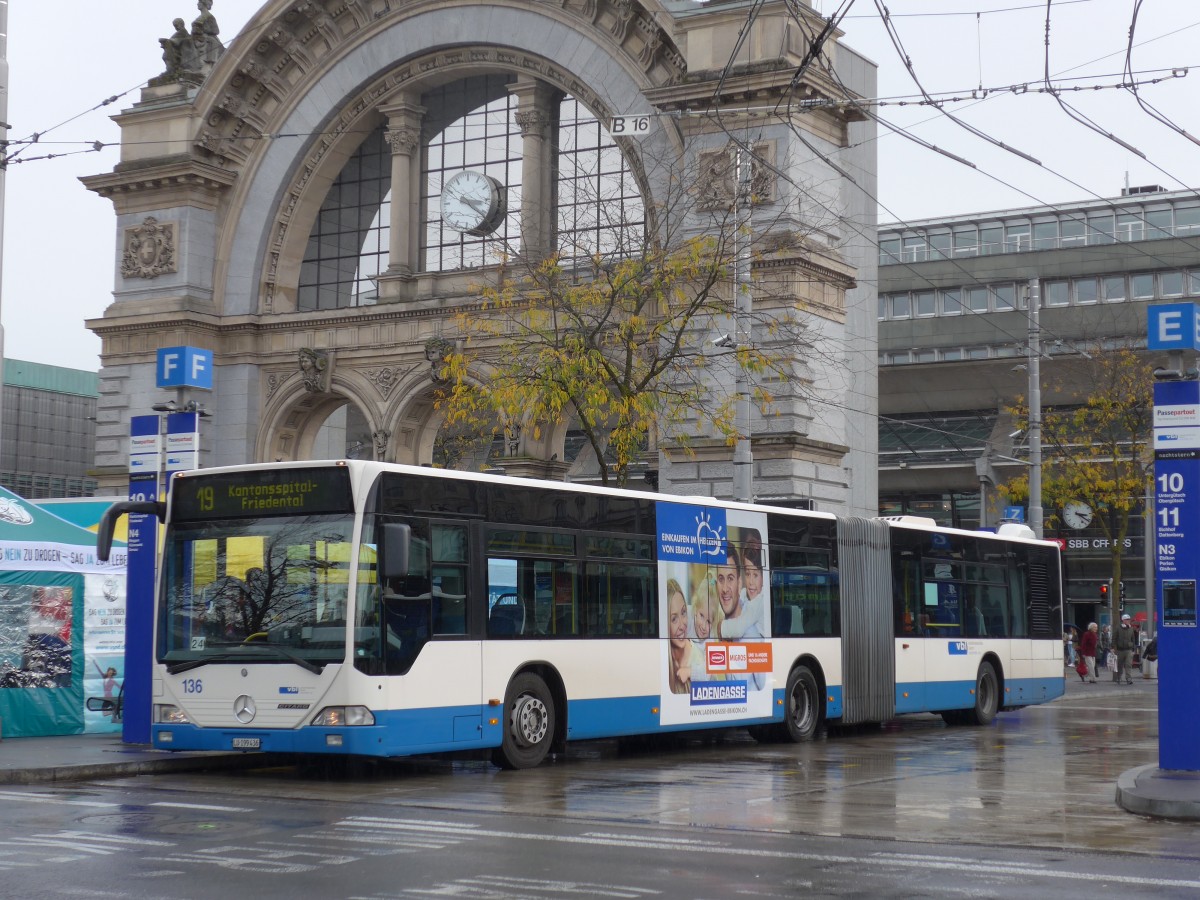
296 76 644 311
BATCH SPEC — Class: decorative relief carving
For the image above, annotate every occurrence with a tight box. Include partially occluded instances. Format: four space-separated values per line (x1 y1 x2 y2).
298 347 333 392
372 429 390 460
696 148 734 212
695 142 776 212
385 126 420 154
121 217 177 279
514 109 551 139
366 365 402 399
611 0 633 42
424 337 453 384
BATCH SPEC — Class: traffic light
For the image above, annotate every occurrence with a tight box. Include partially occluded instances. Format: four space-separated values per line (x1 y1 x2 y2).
1099 582 1109 601
1120 581 1126 602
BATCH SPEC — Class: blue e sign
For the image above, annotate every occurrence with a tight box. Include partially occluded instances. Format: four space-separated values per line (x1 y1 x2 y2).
156 346 214 390
1147 303 1200 352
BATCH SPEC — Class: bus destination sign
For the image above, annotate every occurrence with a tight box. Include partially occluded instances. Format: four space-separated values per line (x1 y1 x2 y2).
172 467 354 520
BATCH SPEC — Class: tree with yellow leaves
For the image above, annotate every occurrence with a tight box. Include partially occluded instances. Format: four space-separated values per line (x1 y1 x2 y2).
1002 345 1153 626
433 148 833 488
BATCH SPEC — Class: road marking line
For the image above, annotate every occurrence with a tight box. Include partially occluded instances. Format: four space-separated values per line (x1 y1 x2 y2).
151 801 253 812
339 817 1200 890
0 790 119 808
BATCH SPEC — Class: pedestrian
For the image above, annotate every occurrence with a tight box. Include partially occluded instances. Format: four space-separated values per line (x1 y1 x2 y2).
1114 613 1137 685
1141 634 1158 680
1099 624 1116 682
1079 622 1099 683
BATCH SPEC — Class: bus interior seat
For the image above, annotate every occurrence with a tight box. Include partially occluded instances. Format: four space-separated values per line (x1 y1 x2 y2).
554 606 575 636
772 605 804 636
489 602 525 636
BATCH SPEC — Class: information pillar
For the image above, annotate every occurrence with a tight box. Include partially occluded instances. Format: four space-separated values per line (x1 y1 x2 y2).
1153 378 1200 771
125 415 161 744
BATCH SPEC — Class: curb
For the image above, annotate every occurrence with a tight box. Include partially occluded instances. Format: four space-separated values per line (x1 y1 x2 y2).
1116 764 1200 821
0 752 285 786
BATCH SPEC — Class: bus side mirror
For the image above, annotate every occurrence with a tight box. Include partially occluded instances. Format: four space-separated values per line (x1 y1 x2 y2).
381 523 412 579
97 499 165 562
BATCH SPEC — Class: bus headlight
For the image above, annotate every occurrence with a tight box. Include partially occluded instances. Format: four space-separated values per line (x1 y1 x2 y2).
311 706 375 727
154 704 190 724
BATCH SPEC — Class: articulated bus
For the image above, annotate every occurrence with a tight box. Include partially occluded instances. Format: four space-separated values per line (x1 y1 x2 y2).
98 461 1065 768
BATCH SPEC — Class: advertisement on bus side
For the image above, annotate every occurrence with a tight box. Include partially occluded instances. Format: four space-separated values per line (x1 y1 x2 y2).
657 501 773 726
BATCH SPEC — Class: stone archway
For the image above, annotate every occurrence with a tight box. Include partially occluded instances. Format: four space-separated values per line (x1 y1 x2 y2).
258 368 383 463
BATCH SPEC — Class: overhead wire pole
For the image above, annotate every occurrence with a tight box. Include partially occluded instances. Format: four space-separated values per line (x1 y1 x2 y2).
731 146 752 504
1027 277 1043 539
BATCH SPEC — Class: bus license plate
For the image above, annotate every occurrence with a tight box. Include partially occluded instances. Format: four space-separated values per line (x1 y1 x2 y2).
232 738 261 749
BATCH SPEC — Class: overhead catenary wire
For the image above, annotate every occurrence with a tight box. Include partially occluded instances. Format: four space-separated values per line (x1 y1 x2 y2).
775 3 1200 358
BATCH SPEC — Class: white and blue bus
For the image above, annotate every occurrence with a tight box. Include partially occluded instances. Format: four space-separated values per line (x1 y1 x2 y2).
98 460 1065 768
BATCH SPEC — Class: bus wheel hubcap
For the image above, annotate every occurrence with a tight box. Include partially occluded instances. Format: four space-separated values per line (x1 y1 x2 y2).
513 695 549 746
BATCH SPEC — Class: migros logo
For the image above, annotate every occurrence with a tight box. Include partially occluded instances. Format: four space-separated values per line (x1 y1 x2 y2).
728 645 748 671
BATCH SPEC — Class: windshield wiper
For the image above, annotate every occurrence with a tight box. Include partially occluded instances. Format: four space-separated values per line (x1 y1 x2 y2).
245 642 324 674
166 646 324 675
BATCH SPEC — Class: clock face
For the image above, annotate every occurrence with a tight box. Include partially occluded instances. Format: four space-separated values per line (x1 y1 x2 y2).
441 170 504 236
1063 501 1093 530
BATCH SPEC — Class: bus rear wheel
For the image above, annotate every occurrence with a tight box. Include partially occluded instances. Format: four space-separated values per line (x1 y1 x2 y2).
965 660 999 726
492 673 555 770
780 665 821 742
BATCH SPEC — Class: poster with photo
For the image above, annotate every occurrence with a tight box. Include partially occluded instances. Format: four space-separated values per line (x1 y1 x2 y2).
657 501 773 726
83 575 126 733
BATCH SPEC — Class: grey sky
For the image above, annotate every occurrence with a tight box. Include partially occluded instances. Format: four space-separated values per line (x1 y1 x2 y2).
2 0 1195 372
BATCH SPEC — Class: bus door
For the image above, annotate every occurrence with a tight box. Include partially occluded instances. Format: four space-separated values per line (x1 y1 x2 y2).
383 517 481 743
892 552 926 713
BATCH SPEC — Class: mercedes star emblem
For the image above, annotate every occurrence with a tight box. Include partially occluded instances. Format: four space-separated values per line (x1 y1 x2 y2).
233 694 257 724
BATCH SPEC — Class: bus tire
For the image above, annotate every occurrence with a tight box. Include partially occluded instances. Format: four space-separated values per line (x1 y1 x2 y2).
780 665 821 742
965 660 999 726
492 673 555 770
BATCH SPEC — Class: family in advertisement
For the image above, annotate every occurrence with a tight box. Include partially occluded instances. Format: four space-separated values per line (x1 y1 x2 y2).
658 502 773 726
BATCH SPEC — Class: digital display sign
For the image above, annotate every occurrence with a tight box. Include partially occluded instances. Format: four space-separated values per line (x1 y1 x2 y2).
1163 579 1197 628
172 467 354 520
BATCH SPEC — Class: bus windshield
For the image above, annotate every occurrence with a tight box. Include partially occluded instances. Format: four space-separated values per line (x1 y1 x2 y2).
157 513 359 669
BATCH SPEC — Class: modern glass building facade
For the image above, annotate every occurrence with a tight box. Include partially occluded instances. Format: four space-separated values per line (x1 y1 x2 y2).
877 186 1195 628
1 359 98 499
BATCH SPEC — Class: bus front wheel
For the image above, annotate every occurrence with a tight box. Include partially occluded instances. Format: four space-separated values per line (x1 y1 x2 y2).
492 673 556 770
781 665 821 742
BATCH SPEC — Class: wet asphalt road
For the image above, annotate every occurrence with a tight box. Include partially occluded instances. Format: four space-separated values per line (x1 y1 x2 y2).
0 676 1191 899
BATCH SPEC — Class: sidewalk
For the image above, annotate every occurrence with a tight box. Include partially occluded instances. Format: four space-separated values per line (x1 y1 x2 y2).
1055 665 1159 701
0 731 276 785
1054 666 1200 820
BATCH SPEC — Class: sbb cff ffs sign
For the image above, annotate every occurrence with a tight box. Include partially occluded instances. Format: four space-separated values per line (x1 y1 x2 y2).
156 346 213 390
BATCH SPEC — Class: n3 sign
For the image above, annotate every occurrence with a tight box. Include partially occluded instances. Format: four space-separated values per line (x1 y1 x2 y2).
609 115 651 136
157 346 214 390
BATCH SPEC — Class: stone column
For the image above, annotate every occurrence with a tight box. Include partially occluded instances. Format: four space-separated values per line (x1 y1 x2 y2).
508 79 557 261
377 98 424 300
